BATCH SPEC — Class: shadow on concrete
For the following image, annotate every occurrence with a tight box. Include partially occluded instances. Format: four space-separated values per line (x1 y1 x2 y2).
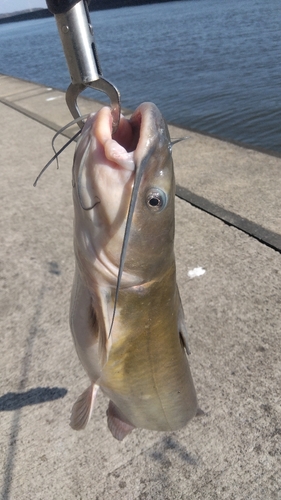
0 387 67 411
150 435 197 466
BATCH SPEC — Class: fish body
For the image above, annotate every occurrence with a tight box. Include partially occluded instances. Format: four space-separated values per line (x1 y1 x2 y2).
70 102 197 440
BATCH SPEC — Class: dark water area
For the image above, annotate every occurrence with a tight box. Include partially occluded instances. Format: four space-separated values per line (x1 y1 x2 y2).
0 0 280 152
0 0 178 24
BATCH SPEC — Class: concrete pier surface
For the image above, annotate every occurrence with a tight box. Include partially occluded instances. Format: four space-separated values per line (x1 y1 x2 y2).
0 74 280 500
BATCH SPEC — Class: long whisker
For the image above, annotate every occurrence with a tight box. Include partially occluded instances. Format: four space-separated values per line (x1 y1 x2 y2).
33 130 81 187
108 146 156 339
170 136 188 147
33 114 90 187
51 114 89 168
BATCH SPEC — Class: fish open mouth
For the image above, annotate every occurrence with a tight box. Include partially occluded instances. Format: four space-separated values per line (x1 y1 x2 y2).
113 110 141 154
74 102 166 217
92 103 157 173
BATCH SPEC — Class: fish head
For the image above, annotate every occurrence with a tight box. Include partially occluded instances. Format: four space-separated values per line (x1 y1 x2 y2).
121 102 176 282
72 102 175 287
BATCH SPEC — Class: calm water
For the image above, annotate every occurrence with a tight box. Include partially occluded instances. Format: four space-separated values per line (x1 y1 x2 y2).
0 0 281 152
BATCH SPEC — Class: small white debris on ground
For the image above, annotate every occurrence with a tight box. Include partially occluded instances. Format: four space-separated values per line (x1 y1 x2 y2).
46 96 62 101
188 267 206 279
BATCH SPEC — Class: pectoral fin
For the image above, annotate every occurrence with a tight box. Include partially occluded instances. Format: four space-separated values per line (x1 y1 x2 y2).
177 286 190 355
106 400 135 441
93 287 113 365
70 383 99 430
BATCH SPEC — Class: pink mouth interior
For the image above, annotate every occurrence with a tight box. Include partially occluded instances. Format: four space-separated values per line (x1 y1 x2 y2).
93 107 141 171
113 111 141 153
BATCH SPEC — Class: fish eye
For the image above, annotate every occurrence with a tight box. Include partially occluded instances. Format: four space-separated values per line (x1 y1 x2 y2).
146 188 167 212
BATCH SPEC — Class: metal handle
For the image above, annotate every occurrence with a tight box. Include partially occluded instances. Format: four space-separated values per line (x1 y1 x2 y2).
46 0 121 134
51 0 101 85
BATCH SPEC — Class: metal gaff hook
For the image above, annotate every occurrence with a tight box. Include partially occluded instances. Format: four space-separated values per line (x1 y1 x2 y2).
46 0 121 133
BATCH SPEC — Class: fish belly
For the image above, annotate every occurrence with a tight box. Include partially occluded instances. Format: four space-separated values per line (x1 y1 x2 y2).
99 274 197 431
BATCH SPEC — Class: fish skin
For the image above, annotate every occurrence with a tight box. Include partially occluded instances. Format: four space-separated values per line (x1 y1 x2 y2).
70 102 197 439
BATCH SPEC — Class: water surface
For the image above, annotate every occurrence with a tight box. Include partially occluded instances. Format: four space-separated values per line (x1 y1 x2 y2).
0 0 280 151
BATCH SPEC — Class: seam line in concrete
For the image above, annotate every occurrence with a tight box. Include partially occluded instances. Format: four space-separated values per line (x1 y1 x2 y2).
0 96 73 139
4 89 54 102
176 185 281 253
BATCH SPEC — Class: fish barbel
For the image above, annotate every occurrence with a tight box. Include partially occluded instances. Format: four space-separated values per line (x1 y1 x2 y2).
70 102 197 440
